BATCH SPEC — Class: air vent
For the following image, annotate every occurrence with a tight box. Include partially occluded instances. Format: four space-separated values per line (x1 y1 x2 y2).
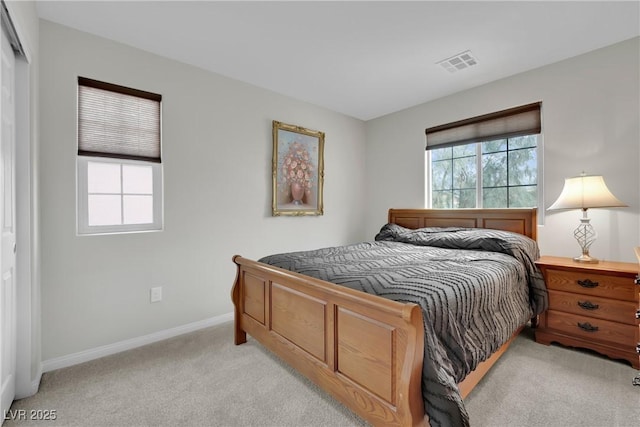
437 50 478 73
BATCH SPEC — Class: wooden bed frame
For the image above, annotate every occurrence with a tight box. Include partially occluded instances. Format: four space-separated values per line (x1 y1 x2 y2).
231 208 537 426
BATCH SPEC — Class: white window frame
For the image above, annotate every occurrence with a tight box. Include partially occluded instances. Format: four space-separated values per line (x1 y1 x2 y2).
426 135 544 214
77 156 163 235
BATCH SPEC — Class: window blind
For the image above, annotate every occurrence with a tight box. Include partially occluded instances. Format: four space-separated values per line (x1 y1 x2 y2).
425 102 541 150
78 77 162 163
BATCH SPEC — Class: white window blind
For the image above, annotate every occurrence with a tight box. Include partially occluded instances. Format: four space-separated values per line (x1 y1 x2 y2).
78 77 162 162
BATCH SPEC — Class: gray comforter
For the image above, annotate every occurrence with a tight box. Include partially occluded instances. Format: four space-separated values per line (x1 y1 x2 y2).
259 224 548 427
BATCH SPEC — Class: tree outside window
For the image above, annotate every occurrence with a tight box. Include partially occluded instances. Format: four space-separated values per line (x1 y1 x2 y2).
430 135 538 209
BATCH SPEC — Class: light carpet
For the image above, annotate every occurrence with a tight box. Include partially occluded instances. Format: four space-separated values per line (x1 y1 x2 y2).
5 323 639 426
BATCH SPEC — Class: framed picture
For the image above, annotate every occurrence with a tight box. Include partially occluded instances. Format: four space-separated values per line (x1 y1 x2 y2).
272 121 324 216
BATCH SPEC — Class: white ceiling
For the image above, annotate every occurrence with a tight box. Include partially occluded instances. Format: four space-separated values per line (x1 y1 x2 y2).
36 1 640 121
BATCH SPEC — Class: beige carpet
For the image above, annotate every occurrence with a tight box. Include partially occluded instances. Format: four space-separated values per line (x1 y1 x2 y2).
5 323 639 426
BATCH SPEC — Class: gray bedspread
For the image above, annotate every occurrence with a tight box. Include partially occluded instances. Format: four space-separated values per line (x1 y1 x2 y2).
259 224 547 427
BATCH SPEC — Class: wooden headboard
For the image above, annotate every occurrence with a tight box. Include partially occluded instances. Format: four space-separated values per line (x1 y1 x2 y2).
388 208 537 240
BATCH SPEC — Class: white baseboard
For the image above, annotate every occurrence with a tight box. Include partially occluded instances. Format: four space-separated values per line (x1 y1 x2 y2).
42 312 234 373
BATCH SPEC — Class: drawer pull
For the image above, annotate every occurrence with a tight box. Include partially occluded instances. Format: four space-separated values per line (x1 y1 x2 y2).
636 309 640 320
637 343 640 354
577 279 599 288
577 322 599 332
635 275 640 285
577 301 599 310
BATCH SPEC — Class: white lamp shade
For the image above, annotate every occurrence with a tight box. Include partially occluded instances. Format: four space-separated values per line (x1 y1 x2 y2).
548 175 627 210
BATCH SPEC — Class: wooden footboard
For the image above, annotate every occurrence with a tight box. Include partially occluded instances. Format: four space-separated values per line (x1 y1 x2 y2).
231 255 425 426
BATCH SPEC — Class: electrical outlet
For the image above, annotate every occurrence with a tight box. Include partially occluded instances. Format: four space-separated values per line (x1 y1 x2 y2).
150 286 162 303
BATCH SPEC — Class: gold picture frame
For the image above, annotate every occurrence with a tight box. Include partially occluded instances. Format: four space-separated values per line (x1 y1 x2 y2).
272 121 324 216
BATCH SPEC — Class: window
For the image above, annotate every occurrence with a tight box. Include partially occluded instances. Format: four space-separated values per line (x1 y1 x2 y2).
77 77 163 234
430 136 538 208
426 103 541 210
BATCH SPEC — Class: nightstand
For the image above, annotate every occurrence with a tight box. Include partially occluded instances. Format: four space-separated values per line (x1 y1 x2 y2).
535 256 639 368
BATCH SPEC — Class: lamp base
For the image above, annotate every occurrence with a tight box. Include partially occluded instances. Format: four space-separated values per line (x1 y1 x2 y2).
573 253 599 264
573 212 598 264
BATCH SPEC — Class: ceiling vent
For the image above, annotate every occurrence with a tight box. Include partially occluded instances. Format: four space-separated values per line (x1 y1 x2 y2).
437 50 478 73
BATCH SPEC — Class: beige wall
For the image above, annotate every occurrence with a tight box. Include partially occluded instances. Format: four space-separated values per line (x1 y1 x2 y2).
39 20 366 361
365 37 640 263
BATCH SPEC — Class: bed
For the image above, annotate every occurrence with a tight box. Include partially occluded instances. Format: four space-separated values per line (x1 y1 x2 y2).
231 208 546 426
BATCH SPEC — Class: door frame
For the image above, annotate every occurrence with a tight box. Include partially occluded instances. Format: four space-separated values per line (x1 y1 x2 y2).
2 1 39 399
15 51 37 399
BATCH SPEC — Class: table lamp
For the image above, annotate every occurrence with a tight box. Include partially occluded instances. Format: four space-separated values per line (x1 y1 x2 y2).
547 173 627 263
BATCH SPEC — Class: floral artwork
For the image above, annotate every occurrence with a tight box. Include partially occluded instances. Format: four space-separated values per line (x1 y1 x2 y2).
272 121 324 216
281 141 314 201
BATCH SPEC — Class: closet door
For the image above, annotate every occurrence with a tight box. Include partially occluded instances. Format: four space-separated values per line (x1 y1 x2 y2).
0 19 16 421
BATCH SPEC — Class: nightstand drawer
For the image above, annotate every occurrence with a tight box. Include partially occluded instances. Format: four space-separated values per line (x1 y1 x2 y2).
546 310 637 347
548 290 638 325
545 269 635 301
